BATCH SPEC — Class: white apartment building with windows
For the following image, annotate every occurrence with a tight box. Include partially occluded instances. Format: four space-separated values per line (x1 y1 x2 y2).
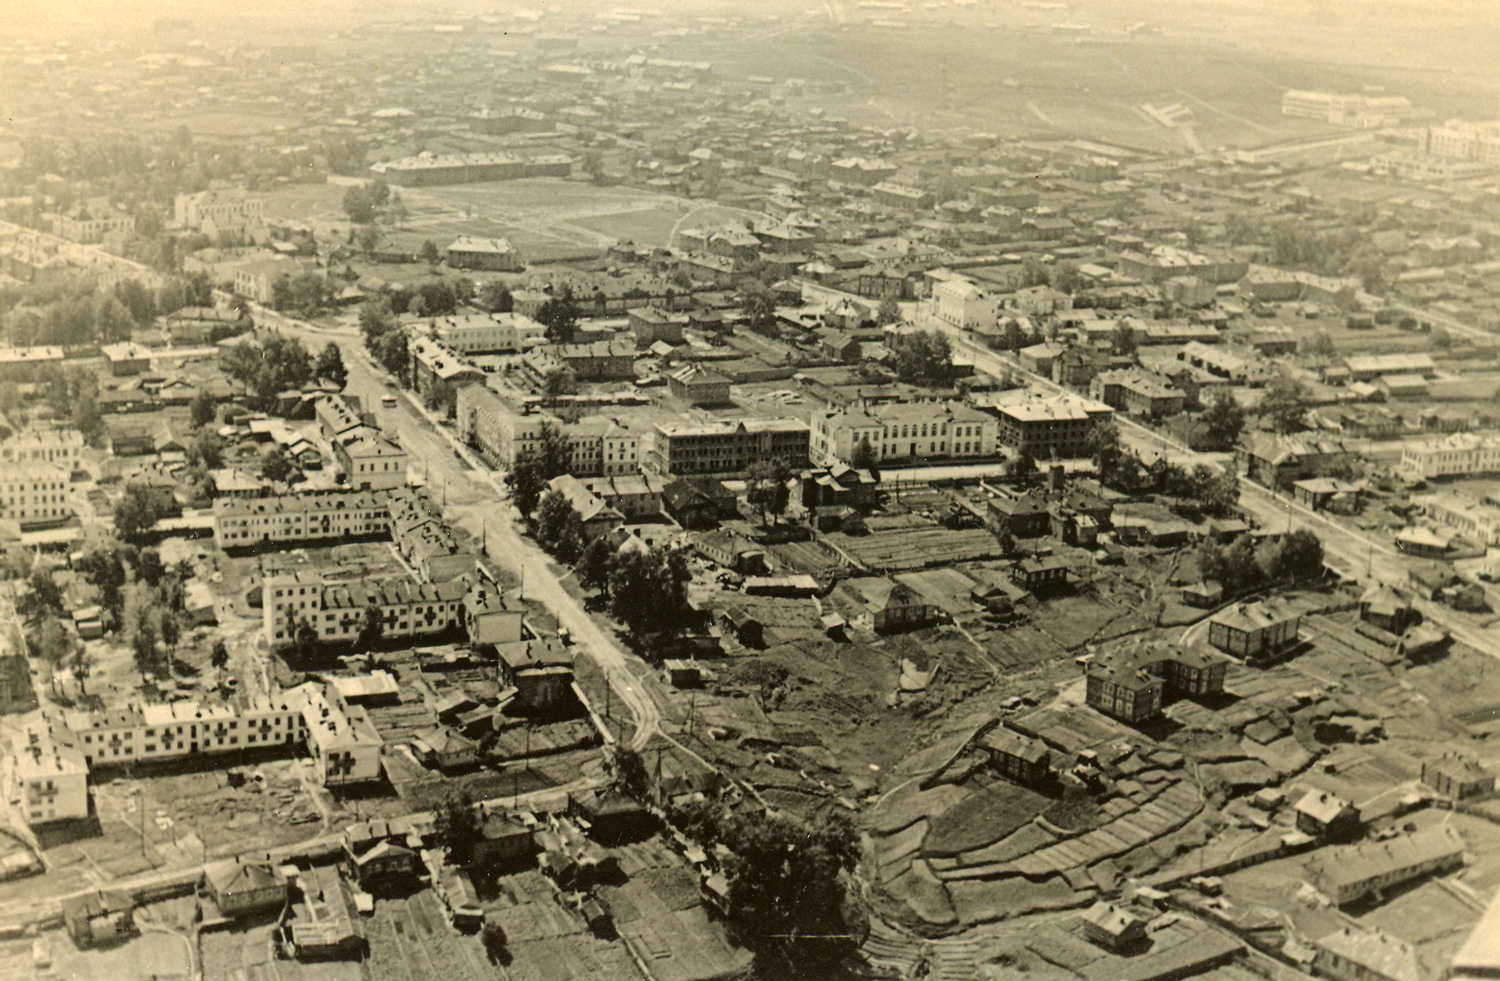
263 571 467 650
455 384 640 476
0 463 72 527
174 188 266 236
428 311 545 354
811 401 998 465
0 429 84 469
212 490 391 550
1401 433 1500 479
11 719 89 826
64 695 309 769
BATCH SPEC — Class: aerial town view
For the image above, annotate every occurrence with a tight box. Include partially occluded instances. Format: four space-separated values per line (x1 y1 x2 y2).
4 0 1500 979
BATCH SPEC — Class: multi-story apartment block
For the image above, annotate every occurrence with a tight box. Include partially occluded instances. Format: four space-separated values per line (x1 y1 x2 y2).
409 337 486 400
11 718 89 826
212 490 391 551
429 311 544 354
389 491 475 583
0 428 83 468
1117 245 1247 285
1084 642 1228 722
810 401 997 466
984 389 1114 461
173 188 266 237
65 695 309 769
0 463 72 527
652 418 811 475
290 682 385 786
48 205 136 247
263 571 467 650
1401 433 1500 480
455 385 639 476
1089 368 1185 421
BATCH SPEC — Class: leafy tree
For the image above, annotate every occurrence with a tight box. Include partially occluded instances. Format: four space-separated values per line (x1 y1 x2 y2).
75 546 127 620
136 548 165 588
712 809 863 969
210 639 230 680
370 329 406 381
555 511 585 565
745 459 791 525
541 368 578 398
1190 465 1239 517
1303 331 1336 359
188 429 225 470
1084 421 1122 484
1003 318 1027 352
355 224 382 254
113 485 167 544
889 329 954 385
607 548 691 638
742 285 777 333
261 445 293 483
222 333 314 402
188 390 217 429
1260 377 1308 434
841 514 868 536
535 288 581 344
1050 260 1081 294
576 535 615 593
507 424 572 517
356 603 384 652
535 489 576 545
388 192 410 227
22 568 64 620
1430 325 1452 350
1111 322 1137 356
315 342 347 388
31 618 75 672
342 184 377 224
1201 392 1246 451
359 298 397 348
479 282 514 313
419 239 441 264
434 789 482 865
875 296 901 326
611 747 653 802
114 278 157 324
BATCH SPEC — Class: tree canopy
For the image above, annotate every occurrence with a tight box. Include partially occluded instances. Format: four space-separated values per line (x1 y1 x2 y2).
889 329 955 385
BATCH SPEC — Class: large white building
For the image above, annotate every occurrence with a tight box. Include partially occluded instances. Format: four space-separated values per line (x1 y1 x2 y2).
212 490 391 550
455 384 640 476
263 571 467 650
811 401 998 466
429 311 545 354
931 277 1002 332
0 429 84 468
290 682 384 786
332 427 408 491
1401 433 1500 479
173 188 266 237
0 463 72 527
11 718 89 826
1423 120 1500 167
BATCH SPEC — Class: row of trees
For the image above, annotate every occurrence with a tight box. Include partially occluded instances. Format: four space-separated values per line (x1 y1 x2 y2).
0 271 213 349
1088 422 1240 516
889 328 956 385
1198 528 1325 596
359 299 411 381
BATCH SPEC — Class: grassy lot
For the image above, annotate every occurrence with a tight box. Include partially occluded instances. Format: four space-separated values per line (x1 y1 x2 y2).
923 779 1051 857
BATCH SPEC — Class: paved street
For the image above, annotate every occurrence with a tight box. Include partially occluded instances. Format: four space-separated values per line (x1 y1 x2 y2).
267 311 661 753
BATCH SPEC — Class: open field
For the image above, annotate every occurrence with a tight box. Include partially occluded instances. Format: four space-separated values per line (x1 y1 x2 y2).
259 178 764 258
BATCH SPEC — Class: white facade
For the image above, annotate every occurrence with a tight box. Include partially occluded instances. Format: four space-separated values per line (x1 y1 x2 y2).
0 463 72 527
1401 433 1500 479
12 720 89 825
0 429 84 468
931 277 1002 332
212 490 391 550
456 384 638 476
262 571 467 650
811 401 998 465
333 428 409 490
430 311 544 354
174 188 266 235
291 683 384 786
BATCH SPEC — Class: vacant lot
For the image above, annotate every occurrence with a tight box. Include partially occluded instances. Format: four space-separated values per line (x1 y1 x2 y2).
923 779 1051 856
